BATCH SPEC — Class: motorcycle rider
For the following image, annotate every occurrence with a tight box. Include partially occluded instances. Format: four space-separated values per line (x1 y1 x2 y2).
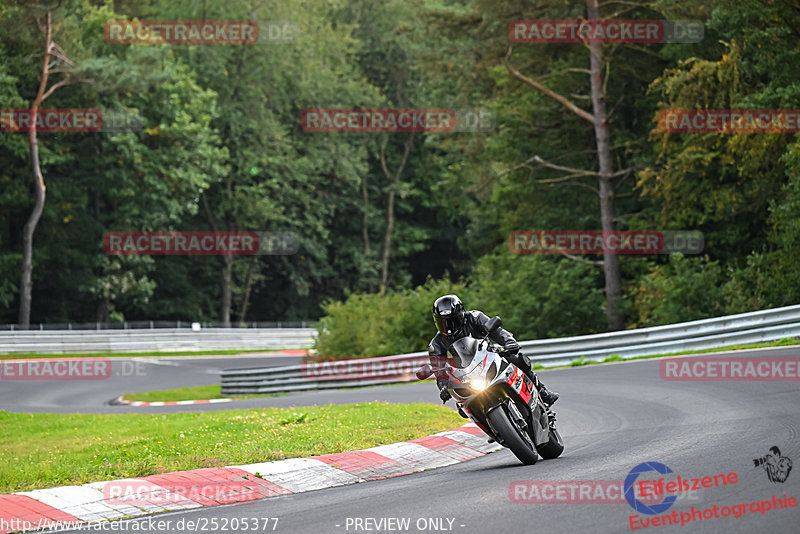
429 294 559 406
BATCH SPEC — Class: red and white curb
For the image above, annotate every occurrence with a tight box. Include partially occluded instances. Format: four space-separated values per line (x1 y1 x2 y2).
111 396 232 407
0 423 500 533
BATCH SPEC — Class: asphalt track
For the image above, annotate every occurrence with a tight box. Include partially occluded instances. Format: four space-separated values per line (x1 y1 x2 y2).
3 347 799 533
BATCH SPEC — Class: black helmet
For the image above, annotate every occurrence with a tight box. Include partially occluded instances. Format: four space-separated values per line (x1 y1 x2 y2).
433 294 466 338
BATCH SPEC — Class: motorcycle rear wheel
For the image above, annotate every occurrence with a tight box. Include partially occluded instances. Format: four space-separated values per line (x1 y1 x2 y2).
536 426 564 459
487 406 539 465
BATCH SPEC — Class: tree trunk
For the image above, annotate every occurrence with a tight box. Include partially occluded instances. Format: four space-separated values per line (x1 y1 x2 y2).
237 257 257 325
201 190 233 326
379 133 415 295
586 0 623 330
18 12 54 328
380 186 395 294
220 253 233 326
362 174 371 256
19 140 46 328
96 294 110 323
363 174 376 293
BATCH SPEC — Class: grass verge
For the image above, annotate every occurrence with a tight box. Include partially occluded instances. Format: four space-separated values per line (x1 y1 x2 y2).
0 402 463 493
121 385 285 402
122 385 226 402
0 348 306 360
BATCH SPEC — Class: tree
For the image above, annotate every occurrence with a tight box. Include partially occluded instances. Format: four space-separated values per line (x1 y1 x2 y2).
145 0 385 323
501 0 664 330
637 0 800 313
17 10 90 326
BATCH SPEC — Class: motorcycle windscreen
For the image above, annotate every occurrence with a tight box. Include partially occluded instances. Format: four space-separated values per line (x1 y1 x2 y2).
447 337 479 368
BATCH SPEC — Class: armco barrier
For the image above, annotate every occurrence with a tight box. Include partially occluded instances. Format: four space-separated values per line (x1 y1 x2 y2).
222 353 431 395
0 328 316 354
517 304 800 366
220 305 800 395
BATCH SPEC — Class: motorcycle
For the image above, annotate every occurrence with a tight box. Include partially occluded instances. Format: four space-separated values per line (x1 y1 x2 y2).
417 316 564 465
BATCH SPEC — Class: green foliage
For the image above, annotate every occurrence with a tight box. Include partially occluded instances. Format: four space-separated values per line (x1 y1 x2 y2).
279 412 309 426
315 278 467 357
1 0 798 334
726 139 800 311
628 254 725 327
469 252 606 340
316 251 607 357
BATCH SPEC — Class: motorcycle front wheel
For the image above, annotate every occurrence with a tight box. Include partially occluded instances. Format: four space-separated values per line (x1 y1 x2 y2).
487 405 539 465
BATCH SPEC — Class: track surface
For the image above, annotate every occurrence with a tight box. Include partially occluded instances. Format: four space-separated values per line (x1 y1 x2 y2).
3 347 799 533
0 354 303 413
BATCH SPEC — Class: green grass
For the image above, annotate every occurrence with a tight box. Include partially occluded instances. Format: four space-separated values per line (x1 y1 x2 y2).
123 385 227 402
0 403 463 493
531 337 800 371
0 348 304 360
122 385 287 402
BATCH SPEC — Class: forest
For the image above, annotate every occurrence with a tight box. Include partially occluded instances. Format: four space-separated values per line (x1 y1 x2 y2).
1 0 798 354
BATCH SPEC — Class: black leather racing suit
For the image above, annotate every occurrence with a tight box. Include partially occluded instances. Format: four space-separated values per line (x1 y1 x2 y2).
427 310 535 388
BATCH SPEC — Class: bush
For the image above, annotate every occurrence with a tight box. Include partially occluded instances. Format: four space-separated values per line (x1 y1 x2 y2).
314 278 468 358
628 254 725 327
469 252 606 340
314 250 608 357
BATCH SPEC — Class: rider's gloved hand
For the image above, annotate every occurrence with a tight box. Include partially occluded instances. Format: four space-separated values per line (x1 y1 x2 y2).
502 340 520 354
439 385 452 403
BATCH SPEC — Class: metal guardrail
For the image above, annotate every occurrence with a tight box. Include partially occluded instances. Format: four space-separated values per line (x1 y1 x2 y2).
0 328 316 354
220 304 800 395
518 304 800 366
222 353 431 395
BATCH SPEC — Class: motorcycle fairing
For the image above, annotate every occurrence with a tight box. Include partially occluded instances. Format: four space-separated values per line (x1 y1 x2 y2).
506 367 534 405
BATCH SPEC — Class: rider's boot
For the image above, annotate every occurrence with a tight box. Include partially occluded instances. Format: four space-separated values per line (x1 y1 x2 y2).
505 350 560 406
531 372 559 406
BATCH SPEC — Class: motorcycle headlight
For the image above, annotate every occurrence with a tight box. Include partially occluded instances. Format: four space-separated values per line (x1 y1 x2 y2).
469 378 487 392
